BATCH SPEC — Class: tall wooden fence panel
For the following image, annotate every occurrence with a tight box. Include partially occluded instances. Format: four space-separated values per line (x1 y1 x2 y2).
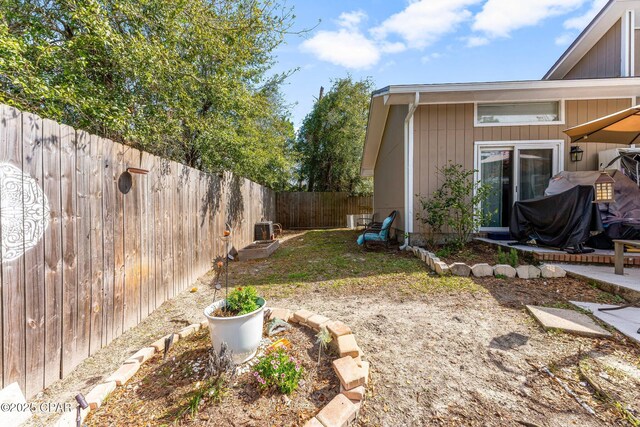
276 192 372 229
0 105 275 397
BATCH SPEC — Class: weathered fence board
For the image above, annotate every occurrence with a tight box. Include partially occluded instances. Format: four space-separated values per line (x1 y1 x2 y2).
1 105 26 392
22 112 45 397
276 192 373 229
0 105 276 397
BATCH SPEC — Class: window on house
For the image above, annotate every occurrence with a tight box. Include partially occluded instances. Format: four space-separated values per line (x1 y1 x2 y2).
476 101 562 126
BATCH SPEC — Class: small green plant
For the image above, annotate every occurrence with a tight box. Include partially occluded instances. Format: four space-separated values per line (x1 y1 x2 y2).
435 246 453 259
495 273 507 279
497 247 519 267
316 327 333 364
253 349 304 395
416 162 493 249
225 286 259 315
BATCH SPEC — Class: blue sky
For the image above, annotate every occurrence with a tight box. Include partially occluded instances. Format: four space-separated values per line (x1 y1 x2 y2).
271 0 609 127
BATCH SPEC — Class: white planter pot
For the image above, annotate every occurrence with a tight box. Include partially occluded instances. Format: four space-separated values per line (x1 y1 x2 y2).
203 297 266 364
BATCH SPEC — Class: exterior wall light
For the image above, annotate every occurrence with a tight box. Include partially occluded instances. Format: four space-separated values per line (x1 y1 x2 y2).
570 145 584 162
594 170 615 203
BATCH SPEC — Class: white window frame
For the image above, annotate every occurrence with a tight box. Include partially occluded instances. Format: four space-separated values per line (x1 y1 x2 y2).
474 100 565 127
473 139 565 232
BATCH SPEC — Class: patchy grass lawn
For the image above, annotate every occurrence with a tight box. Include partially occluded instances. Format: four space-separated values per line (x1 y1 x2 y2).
229 229 482 299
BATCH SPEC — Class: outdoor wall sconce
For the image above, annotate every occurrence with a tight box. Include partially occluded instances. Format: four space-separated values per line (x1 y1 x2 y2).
570 145 584 162
594 170 615 203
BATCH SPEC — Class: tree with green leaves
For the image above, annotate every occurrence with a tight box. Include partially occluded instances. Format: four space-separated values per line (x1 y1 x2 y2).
294 76 373 194
0 0 295 189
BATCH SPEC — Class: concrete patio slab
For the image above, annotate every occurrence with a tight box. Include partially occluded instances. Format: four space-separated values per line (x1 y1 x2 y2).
525 305 611 338
549 263 640 301
571 301 640 344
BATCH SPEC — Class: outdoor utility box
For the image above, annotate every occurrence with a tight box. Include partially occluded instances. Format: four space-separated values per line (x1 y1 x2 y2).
254 221 274 241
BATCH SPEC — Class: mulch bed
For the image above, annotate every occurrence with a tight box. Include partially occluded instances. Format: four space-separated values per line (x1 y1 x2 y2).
429 240 539 266
85 324 339 427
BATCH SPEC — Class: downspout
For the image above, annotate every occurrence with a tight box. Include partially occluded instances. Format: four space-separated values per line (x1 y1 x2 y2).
400 92 419 250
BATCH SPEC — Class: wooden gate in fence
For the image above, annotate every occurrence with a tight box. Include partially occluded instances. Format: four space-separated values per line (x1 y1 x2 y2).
0 104 275 397
276 192 372 229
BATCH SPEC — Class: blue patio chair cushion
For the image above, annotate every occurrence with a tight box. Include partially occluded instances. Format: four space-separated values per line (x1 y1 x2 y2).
357 213 395 245
357 232 385 245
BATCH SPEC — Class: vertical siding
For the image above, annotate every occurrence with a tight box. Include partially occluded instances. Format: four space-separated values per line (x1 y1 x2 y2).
374 105 407 233
412 98 631 230
564 19 622 79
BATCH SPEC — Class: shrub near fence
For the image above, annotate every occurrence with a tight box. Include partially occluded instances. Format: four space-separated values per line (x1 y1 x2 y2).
0 104 275 397
276 192 373 229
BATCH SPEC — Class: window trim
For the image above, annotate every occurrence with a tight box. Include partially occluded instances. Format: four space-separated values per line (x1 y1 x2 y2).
474 100 565 127
473 139 565 231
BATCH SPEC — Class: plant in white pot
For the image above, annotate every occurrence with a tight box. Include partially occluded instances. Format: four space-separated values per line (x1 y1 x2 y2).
204 227 266 364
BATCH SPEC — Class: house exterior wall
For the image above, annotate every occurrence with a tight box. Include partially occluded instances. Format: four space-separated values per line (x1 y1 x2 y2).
411 98 631 232
563 19 622 79
374 104 407 235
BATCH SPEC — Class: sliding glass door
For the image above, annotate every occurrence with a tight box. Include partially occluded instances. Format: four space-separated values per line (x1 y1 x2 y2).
476 141 563 230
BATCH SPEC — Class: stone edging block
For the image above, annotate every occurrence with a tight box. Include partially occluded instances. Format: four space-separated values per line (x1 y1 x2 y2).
409 247 566 280
61 307 369 427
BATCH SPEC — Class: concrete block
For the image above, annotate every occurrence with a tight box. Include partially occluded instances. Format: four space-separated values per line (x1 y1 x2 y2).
268 307 292 322
341 385 366 401
516 265 541 279
326 320 352 338
292 309 314 324
540 264 566 278
306 314 330 331
434 261 450 275
494 264 517 278
471 263 494 277
526 305 611 338
85 381 117 410
333 356 365 390
303 417 324 427
449 262 471 277
315 393 358 427
337 334 360 358
106 361 140 386
125 347 156 364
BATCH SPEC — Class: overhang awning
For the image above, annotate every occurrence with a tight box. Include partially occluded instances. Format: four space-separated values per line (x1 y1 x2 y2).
563 105 640 144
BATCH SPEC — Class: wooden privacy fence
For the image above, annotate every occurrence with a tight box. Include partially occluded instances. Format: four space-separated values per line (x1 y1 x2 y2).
276 192 373 229
0 104 275 397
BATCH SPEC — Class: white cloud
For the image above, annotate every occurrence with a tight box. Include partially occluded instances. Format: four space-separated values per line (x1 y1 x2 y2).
466 36 490 47
472 0 587 38
555 33 575 45
372 0 481 49
336 10 367 30
380 42 406 54
301 11 379 69
301 29 380 69
420 52 443 64
564 0 609 30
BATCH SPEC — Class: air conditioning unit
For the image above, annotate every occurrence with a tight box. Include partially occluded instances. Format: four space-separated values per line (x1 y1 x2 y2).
598 146 640 170
254 222 274 241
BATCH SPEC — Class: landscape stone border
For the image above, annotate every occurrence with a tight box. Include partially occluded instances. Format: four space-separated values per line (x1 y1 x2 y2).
54 309 368 427
407 246 566 279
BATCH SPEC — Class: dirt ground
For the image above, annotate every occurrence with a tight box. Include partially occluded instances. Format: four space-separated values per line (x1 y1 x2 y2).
85 325 339 426
26 230 640 427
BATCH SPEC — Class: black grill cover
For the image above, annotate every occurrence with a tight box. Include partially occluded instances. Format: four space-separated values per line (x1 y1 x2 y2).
509 185 603 249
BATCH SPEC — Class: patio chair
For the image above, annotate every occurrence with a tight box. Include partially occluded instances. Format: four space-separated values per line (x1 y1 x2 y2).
361 210 395 232
357 210 398 249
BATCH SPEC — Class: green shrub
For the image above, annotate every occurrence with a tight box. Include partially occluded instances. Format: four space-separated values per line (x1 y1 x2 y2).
416 162 493 249
225 286 259 315
253 349 304 395
497 247 519 267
